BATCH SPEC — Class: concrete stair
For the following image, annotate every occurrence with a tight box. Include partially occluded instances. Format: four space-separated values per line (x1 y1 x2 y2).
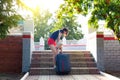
29 50 100 75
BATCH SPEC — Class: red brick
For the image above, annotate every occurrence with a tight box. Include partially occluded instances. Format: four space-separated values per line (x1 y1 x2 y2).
0 36 22 73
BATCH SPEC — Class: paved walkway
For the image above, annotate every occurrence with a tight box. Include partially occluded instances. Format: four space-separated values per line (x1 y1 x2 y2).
25 75 110 80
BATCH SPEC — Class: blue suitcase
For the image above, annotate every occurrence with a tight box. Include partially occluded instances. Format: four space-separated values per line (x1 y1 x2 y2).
55 52 71 75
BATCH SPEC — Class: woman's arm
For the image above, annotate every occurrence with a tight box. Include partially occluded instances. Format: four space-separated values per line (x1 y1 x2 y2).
57 31 62 43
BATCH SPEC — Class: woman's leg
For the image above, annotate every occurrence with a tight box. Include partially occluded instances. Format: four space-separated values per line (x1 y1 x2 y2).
49 45 58 67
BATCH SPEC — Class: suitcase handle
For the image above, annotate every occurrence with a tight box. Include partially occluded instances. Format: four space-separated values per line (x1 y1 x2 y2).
59 52 62 54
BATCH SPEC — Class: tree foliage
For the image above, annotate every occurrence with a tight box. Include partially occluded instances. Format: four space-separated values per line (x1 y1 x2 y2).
0 0 23 38
0 0 34 39
51 3 84 40
57 0 120 40
51 15 83 40
33 9 53 49
34 9 52 42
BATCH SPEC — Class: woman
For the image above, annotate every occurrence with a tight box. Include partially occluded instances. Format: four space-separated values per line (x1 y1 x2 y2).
47 28 69 68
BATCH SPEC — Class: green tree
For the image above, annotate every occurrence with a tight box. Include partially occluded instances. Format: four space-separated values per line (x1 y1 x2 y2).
0 0 22 38
57 0 120 40
50 4 84 40
51 15 83 40
62 16 83 40
0 0 33 39
34 9 52 41
33 9 52 49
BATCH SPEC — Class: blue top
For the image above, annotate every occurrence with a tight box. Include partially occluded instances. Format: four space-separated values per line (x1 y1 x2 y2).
50 30 63 41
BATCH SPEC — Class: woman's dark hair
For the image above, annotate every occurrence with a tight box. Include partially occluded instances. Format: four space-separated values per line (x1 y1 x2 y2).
62 28 69 35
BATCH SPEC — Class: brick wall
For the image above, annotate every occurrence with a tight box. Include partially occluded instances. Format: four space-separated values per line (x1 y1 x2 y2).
104 37 120 72
87 32 120 72
0 35 22 73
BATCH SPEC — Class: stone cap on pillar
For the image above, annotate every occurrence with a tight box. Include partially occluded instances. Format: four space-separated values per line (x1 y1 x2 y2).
22 31 32 38
97 32 104 38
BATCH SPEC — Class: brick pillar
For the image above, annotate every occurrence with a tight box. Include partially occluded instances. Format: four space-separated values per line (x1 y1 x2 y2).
87 32 105 71
22 32 32 72
96 32 105 71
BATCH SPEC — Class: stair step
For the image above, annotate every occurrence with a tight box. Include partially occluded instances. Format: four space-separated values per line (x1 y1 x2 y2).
29 67 100 75
32 55 93 59
33 50 90 54
30 50 100 75
31 57 95 63
32 53 92 58
31 62 54 67
31 62 97 68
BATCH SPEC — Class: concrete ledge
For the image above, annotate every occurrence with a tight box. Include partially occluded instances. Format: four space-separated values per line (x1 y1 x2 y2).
100 71 120 80
20 72 29 80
